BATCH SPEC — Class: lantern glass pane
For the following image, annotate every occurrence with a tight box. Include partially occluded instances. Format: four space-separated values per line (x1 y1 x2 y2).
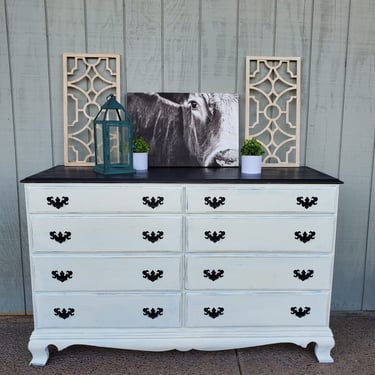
96 110 107 122
95 123 104 165
107 110 119 121
109 125 130 165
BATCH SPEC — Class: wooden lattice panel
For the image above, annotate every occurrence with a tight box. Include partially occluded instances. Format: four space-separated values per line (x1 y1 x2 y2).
63 53 120 166
245 56 301 166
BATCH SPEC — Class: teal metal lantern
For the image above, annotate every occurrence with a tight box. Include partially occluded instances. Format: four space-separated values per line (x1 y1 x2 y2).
93 95 135 174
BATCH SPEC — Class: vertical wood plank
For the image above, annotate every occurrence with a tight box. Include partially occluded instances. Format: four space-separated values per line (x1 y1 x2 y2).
125 0 162 91
85 0 125 99
0 0 25 313
364 157 375 309
335 0 375 310
7 0 52 313
305 0 350 176
237 0 275 144
7 0 52 175
46 0 85 165
200 0 238 92
86 0 124 53
274 0 313 166
163 0 199 91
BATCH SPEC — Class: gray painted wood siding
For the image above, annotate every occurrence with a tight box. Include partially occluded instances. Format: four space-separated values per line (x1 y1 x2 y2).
0 0 374 313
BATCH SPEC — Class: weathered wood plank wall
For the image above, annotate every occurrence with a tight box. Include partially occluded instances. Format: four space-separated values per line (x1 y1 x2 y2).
0 0 24 313
0 0 374 313
335 0 375 309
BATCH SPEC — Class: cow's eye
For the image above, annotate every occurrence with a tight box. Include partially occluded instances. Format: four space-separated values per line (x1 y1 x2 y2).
189 100 198 110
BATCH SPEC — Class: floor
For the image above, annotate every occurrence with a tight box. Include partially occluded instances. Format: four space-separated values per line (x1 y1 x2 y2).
0 311 373 375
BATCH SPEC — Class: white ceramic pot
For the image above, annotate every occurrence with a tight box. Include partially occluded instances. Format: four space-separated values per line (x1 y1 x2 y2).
133 152 148 171
241 155 262 174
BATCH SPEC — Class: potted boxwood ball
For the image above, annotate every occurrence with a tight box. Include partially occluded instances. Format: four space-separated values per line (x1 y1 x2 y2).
240 137 265 174
133 137 150 171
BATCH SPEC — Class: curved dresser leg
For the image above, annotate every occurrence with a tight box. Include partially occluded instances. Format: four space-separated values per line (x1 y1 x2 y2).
28 341 49 366
314 338 335 363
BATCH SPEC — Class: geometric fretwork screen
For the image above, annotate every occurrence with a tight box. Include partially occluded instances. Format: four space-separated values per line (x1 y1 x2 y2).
245 56 300 166
63 53 120 166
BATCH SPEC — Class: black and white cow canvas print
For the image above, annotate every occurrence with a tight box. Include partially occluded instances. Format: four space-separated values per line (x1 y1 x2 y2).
127 93 239 167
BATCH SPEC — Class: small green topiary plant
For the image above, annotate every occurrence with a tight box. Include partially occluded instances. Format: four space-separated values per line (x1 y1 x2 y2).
240 137 265 156
133 137 150 153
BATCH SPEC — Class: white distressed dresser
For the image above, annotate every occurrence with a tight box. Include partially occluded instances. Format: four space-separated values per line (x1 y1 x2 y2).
22 166 342 366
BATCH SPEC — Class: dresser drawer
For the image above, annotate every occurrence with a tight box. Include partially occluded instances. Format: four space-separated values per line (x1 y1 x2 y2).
33 255 181 291
186 216 336 252
186 255 332 290
26 184 183 213
186 185 338 213
34 293 181 328
185 292 330 327
30 215 182 252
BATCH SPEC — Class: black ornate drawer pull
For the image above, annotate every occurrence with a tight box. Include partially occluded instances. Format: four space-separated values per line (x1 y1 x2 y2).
51 270 73 282
204 307 224 319
46 196 69 209
293 269 314 281
203 269 224 281
204 230 225 243
142 196 164 209
294 231 316 243
204 196 226 209
291 306 311 318
142 231 164 243
142 270 163 282
296 196 318 209
54 307 75 319
143 307 163 319
49 231 72 244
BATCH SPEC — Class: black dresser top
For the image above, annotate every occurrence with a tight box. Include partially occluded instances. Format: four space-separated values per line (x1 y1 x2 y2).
21 166 343 184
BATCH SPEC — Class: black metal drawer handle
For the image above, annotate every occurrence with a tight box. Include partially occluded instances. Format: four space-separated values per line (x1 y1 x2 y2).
46 196 69 209
49 231 71 244
142 270 163 282
142 231 164 243
54 307 75 319
293 269 314 281
51 270 73 282
203 269 224 281
204 196 226 209
296 196 318 209
294 231 316 243
204 230 225 243
143 307 163 319
204 307 224 319
142 196 164 209
290 306 311 318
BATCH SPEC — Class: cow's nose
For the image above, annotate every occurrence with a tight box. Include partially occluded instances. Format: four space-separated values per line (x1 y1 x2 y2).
211 149 238 166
